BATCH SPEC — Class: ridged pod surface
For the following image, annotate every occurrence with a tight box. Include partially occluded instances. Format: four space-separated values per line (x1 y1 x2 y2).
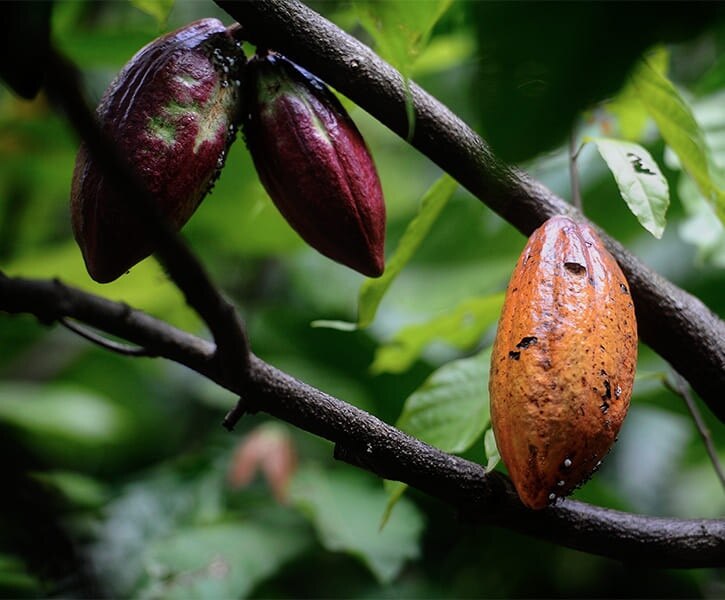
243 52 385 277
71 18 243 283
490 215 637 509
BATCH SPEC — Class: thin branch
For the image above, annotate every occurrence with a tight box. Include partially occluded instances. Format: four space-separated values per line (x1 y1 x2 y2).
1 271 724 568
665 371 725 492
43 47 250 386
223 397 249 431
215 0 725 422
59 317 153 357
569 132 583 212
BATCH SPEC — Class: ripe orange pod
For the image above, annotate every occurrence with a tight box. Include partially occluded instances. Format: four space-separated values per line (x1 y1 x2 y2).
489 215 637 510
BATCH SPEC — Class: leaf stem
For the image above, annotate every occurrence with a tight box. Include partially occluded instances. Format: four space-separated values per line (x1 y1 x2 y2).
665 370 725 493
59 317 153 357
569 132 583 213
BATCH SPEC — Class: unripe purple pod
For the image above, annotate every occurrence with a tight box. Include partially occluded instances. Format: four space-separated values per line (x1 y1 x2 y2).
71 18 244 283
243 52 386 277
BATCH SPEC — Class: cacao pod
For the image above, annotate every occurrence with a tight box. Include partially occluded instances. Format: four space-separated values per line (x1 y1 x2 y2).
242 52 386 277
489 215 637 510
71 18 243 283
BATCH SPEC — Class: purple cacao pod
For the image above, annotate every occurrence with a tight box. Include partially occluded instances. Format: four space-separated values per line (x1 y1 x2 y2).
243 52 386 277
71 18 243 283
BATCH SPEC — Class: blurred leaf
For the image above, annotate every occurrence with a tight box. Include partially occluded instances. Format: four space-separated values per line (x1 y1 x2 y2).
0 2 52 99
371 292 504 374
291 467 424 584
379 480 408 530
354 0 452 134
55 29 158 69
605 47 669 140
483 428 500 472
396 347 491 454
678 172 725 267
590 138 669 238
632 58 725 223
354 0 452 78
412 32 475 78
315 175 457 331
130 0 174 27
0 554 42 596
92 472 202 595
31 470 109 509
334 177 458 329
611 406 692 514
140 520 310 599
0 383 130 446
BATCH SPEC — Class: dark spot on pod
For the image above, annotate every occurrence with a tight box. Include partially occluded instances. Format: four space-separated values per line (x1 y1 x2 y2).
509 351 521 360
564 262 586 275
601 380 612 400
620 283 629 295
516 336 538 349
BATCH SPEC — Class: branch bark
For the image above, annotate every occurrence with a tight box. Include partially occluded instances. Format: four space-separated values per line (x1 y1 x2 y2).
215 0 725 421
1 272 723 568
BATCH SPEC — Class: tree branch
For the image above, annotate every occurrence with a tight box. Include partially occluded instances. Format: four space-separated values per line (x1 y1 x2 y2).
215 0 725 421
1 272 723 568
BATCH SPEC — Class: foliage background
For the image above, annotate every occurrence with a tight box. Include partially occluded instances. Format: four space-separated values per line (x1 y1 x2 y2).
0 1 723 597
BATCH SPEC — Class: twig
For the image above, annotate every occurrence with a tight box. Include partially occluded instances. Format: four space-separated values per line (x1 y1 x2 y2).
665 370 725 492
222 397 251 431
569 132 583 213
59 317 153 357
1 271 724 568
42 47 250 388
214 0 725 421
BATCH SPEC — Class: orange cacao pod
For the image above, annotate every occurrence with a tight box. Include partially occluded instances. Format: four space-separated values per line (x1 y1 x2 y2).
489 215 637 509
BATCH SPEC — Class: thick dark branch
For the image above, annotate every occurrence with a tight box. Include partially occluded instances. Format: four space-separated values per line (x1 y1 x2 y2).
43 48 250 382
216 0 725 421
1 272 723 568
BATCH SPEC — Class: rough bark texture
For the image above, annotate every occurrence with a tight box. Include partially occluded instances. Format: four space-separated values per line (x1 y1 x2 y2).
1 272 724 568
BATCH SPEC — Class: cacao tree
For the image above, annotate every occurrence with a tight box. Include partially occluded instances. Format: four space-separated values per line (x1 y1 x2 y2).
0 0 724 596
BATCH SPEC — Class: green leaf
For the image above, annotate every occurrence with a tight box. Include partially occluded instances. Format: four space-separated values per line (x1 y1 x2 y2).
379 480 409 531
483 428 500 472
354 0 452 136
677 173 725 267
396 347 491 454
590 137 669 238
291 467 424 584
0 383 133 469
354 0 453 79
632 57 725 223
130 0 174 27
0 383 130 445
31 470 109 509
605 47 669 141
371 292 504 374
359 175 458 326
141 520 310 599
313 175 457 331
